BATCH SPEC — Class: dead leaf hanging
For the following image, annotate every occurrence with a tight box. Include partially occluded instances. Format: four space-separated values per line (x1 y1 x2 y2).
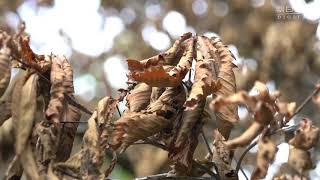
251 136 277 180
198 35 239 139
12 73 38 156
129 37 195 87
0 46 11 97
126 83 152 112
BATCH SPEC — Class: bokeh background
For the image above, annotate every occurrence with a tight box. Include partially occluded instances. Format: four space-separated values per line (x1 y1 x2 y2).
1 0 320 179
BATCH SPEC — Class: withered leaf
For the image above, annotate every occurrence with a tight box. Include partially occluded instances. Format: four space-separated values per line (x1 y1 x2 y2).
0 100 11 126
0 117 14 147
252 136 277 180
0 47 11 97
127 32 192 71
45 56 66 125
169 95 204 174
96 97 118 150
20 143 41 180
81 111 104 179
150 87 166 104
147 85 186 119
111 112 170 151
12 73 38 156
289 118 319 150
126 83 151 112
35 122 57 164
129 38 194 87
210 130 235 178
184 48 217 110
4 155 23 180
288 145 313 174
130 65 180 87
61 57 74 95
20 36 36 63
55 105 81 162
198 36 238 139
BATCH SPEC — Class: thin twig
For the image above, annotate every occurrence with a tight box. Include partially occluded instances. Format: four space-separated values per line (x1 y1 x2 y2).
135 173 216 180
192 160 219 179
235 84 320 173
134 139 168 151
60 121 87 124
200 129 213 157
116 105 121 117
234 158 248 180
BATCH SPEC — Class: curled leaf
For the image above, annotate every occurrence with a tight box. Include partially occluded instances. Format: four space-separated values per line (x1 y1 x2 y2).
289 118 319 150
55 105 81 162
45 56 67 125
127 32 192 71
198 36 238 138
225 104 273 149
126 83 151 112
0 47 11 97
288 145 313 174
129 38 194 87
111 112 170 151
184 49 218 110
12 73 38 155
252 136 277 180
81 111 104 179
147 85 186 119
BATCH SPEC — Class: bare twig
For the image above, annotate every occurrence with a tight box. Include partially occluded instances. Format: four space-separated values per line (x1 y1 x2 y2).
116 105 121 117
135 173 216 180
234 157 248 180
200 129 213 157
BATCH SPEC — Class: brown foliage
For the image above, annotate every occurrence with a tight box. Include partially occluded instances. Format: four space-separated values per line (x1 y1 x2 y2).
0 26 319 180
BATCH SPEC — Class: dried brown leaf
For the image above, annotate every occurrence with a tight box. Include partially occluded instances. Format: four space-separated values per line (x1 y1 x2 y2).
252 136 277 180
129 38 194 87
111 112 170 151
0 47 11 97
35 122 57 164
20 143 41 180
184 48 217 110
289 118 319 150
147 85 186 119
169 99 204 175
97 96 118 150
61 57 74 95
4 155 23 180
55 105 81 162
130 65 181 87
0 117 14 147
288 145 314 174
45 56 66 125
12 73 38 155
150 87 166 103
225 104 273 149
81 111 104 179
126 83 151 112
127 32 192 71
210 130 235 178
198 36 238 138
0 100 11 126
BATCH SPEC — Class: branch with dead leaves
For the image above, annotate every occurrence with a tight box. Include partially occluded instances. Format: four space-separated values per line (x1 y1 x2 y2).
0 24 319 180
